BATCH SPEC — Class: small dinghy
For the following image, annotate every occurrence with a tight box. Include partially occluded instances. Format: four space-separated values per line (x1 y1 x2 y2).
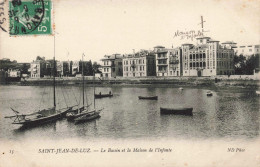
160 107 193 116
206 91 213 96
138 96 158 100
256 91 260 96
95 92 113 99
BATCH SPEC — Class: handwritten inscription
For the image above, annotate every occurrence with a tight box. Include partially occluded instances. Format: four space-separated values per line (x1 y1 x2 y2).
173 29 208 41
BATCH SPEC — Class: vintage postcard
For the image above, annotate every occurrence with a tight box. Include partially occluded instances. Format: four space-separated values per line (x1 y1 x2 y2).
0 0 259 166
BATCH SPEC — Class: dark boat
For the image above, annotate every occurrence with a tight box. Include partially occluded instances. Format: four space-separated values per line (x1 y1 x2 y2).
160 107 193 116
6 107 71 127
138 96 158 100
94 93 113 98
206 91 213 96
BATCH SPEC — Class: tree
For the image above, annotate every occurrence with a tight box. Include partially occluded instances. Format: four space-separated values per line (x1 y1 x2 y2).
234 54 259 75
21 63 30 74
93 61 101 73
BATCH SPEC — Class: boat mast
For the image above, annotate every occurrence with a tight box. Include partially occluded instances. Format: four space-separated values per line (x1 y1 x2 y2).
93 70 95 108
53 35 56 108
82 54 85 111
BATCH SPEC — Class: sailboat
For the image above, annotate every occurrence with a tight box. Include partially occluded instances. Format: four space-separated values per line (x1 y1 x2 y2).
5 57 72 127
73 60 103 124
66 54 102 122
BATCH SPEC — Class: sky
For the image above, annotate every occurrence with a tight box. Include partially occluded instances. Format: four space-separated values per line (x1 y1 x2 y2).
0 0 260 63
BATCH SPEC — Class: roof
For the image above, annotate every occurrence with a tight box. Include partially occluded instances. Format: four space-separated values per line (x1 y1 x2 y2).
102 54 123 60
208 39 220 42
196 36 211 39
221 41 237 44
153 45 165 48
182 43 193 46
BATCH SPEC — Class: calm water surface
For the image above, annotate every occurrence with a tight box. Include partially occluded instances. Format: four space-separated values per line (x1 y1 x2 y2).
0 85 259 140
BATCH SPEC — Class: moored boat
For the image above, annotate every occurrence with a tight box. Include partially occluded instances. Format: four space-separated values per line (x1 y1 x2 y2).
256 91 260 96
70 54 103 124
138 96 158 100
66 54 95 121
6 107 71 127
206 91 213 96
95 93 113 98
74 109 101 124
5 55 72 127
160 107 193 116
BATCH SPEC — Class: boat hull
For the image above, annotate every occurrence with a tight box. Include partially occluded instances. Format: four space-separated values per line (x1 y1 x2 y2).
74 110 101 123
160 107 193 116
206 93 213 96
138 96 158 100
13 108 71 127
94 94 113 98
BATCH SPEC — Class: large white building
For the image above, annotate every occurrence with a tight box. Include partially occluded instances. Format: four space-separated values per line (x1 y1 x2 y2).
122 50 156 77
182 37 235 76
101 54 123 78
154 46 182 77
234 45 260 57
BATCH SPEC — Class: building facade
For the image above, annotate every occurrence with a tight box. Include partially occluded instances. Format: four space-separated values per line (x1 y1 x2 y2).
122 50 156 77
234 45 260 57
29 60 46 78
155 46 182 76
72 61 80 76
182 37 235 76
101 54 123 78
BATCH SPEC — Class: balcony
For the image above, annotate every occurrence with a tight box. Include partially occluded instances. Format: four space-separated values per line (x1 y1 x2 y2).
157 63 168 66
157 56 168 60
158 70 167 73
169 60 179 64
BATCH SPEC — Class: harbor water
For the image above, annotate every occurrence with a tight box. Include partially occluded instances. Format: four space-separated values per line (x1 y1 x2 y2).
0 85 259 140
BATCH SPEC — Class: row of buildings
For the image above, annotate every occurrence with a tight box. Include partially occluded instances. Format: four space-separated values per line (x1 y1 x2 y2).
29 56 95 78
3 36 258 79
100 36 258 77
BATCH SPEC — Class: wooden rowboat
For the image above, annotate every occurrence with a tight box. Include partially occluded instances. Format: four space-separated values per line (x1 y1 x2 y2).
94 93 113 99
206 91 213 96
160 107 193 116
138 96 158 100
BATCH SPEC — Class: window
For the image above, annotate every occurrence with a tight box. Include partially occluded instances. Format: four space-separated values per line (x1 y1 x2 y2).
249 49 252 52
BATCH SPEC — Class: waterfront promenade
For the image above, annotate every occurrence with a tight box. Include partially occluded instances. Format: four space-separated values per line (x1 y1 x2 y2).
15 75 260 88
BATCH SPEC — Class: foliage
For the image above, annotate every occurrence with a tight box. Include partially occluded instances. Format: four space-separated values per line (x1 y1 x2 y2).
234 54 259 75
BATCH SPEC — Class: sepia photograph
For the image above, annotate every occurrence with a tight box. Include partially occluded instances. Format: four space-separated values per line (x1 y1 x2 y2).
0 0 259 166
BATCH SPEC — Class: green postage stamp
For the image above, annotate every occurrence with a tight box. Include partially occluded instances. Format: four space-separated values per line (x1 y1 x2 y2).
9 0 52 35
